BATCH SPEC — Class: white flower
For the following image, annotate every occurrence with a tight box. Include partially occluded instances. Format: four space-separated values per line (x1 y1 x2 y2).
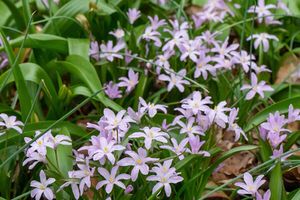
0 113 24 135
30 170 55 200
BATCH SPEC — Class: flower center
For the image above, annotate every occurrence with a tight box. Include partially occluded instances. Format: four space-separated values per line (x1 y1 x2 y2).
103 146 109 153
39 185 46 190
136 158 143 165
109 176 115 183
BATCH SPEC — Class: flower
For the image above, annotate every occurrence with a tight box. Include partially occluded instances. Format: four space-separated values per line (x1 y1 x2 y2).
109 28 125 39
241 73 273 100
206 101 230 128
248 0 276 24
58 171 80 200
177 117 203 136
127 107 144 124
267 132 287 148
118 69 139 93
148 15 166 30
179 40 201 62
47 134 71 149
89 41 100 61
117 147 159 181
231 50 256 73
227 108 247 141
158 69 190 92
288 104 300 123
127 8 141 24
73 159 95 195
141 26 162 47
147 159 183 197
30 170 55 200
96 166 131 194
0 113 24 135
211 37 239 59
270 144 291 161
160 137 189 160
23 152 47 170
24 130 52 156
139 97 167 118
90 136 125 164
129 127 169 149
181 91 212 115
100 40 125 62
187 135 210 156
261 112 289 134
104 81 122 99
234 172 265 196
103 108 133 132
247 33 278 52
256 189 271 200
194 52 215 79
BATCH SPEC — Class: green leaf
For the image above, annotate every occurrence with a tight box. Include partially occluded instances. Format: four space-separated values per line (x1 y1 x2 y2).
245 96 300 132
0 34 68 53
94 0 117 16
48 55 123 111
291 188 300 200
43 0 89 35
270 162 285 200
68 38 90 60
0 30 32 121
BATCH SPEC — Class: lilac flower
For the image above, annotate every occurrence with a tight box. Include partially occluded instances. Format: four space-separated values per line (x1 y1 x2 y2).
125 185 134 194
142 27 162 47
261 112 289 134
47 134 71 149
227 108 248 141
241 73 273 100
187 135 210 156
117 148 159 181
148 15 166 30
118 69 139 93
30 170 55 200
96 166 131 194
277 0 290 14
270 144 291 161
181 91 212 115
127 107 144 124
58 171 80 200
104 81 122 99
231 50 256 73
248 0 276 24
211 37 239 59
147 159 183 197
23 152 47 170
288 104 300 123
155 51 172 73
0 113 24 135
100 40 125 62
24 130 52 155
103 108 133 132
162 31 188 52
268 132 287 148
234 172 265 196
247 33 278 52
256 189 271 200
259 126 268 141
179 40 201 62
160 137 189 160
109 29 125 39
89 41 100 61
127 8 141 24
73 159 95 195
90 136 125 164
158 69 190 92
194 52 215 79
206 101 230 128
129 127 169 149
177 117 203 136
139 97 167 118
252 65 272 74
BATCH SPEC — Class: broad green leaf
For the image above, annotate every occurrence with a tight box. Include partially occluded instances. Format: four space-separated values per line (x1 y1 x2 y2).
68 38 90 60
94 0 117 16
245 96 300 132
48 55 123 111
291 188 300 200
0 31 32 121
270 162 285 200
43 0 89 35
0 34 68 53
